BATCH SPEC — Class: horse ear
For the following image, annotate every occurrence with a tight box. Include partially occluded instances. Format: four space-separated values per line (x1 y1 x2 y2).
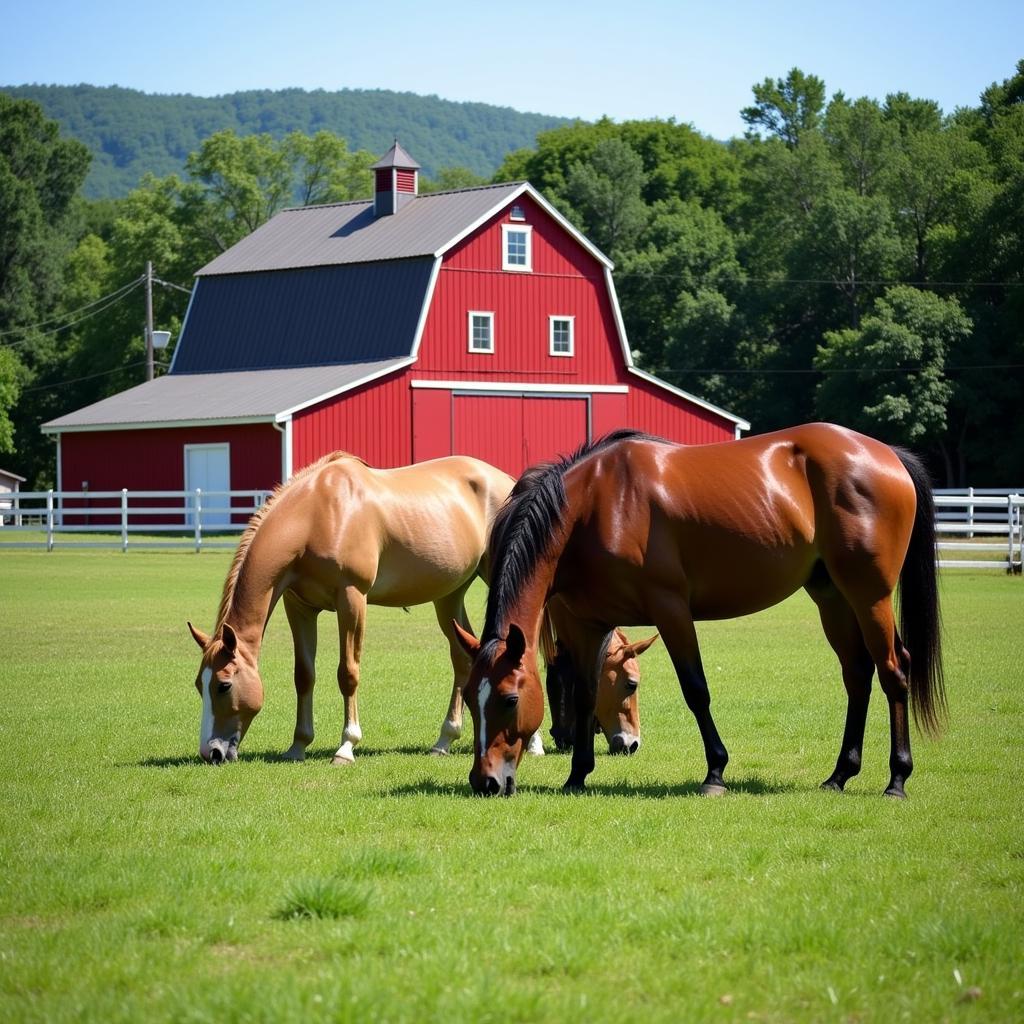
188 621 211 650
505 623 527 666
452 621 480 657
221 623 238 655
628 633 660 659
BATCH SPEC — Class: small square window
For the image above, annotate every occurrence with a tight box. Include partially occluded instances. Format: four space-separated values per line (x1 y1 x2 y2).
549 316 574 357
502 224 532 272
468 311 494 353
510 204 526 221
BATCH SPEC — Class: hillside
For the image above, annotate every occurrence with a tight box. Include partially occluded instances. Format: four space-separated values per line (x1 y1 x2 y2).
1 84 573 198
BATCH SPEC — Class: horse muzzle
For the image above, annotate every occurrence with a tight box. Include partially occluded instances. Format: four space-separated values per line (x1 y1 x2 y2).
200 734 240 765
608 732 641 756
469 765 517 797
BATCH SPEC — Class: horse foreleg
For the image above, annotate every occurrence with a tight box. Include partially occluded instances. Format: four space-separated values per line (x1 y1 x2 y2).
563 627 609 792
429 586 475 755
283 590 318 761
654 596 729 795
332 586 367 766
806 579 874 792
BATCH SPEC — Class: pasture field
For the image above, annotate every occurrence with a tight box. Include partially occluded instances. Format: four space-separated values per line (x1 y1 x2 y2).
0 551 1021 1023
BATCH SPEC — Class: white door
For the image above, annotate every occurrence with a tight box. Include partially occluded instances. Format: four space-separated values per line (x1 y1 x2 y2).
184 444 230 527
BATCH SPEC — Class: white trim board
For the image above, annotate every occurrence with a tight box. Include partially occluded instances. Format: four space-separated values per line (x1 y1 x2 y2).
411 380 628 394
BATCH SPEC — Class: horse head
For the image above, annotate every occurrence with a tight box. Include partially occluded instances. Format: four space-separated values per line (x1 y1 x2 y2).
597 630 659 754
454 622 544 797
188 621 264 764
546 629 658 754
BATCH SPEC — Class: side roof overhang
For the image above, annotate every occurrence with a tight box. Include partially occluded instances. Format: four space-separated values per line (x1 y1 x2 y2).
40 358 414 434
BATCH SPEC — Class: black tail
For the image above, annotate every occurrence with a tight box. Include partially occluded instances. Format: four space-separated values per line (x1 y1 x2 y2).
894 448 946 736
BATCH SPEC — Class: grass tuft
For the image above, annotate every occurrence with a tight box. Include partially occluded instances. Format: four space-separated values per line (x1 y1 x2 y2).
274 878 370 921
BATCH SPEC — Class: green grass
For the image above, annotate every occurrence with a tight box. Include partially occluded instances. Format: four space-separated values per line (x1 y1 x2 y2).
0 551 1021 1023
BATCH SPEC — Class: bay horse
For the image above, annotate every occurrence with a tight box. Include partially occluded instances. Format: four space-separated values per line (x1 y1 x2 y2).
187 451 647 765
543 595 658 754
454 424 945 798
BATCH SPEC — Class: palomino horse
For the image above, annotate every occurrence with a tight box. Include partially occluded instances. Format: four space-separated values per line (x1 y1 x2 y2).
455 424 945 798
188 452 512 764
188 451 647 765
543 596 658 754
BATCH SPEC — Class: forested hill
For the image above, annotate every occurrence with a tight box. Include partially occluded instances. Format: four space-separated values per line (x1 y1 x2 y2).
0 84 573 198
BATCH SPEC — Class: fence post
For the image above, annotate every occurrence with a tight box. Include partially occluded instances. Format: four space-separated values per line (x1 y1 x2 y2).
194 488 202 553
967 486 975 538
45 490 55 551
121 488 129 553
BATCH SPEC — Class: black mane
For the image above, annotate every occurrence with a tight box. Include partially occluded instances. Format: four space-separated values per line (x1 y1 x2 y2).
482 429 666 648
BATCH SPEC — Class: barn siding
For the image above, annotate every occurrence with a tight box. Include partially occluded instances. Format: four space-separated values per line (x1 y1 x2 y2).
417 194 622 384
624 375 736 444
291 368 413 471
59 423 281 524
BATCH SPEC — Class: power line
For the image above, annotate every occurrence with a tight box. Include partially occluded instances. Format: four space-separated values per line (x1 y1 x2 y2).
0 277 145 347
154 276 193 295
19 360 156 395
654 363 1024 376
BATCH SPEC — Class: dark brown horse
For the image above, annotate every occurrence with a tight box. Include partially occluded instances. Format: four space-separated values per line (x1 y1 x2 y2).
454 424 944 798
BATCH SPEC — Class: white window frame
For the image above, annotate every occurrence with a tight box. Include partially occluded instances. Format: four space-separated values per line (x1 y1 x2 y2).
502 223 532 272
467 310 495 354
549 315 575 357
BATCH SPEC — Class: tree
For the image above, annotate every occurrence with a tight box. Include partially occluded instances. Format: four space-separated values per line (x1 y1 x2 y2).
741 68 826 148
565 138 648 259
814 286 971 452
0 346 21 453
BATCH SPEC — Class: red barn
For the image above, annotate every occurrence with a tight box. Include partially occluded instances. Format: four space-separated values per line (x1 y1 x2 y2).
43 142 748 498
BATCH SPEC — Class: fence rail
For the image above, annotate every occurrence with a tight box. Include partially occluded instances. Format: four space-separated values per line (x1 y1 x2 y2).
1 488 1021 569
0 489 271 552
934 492 1022 572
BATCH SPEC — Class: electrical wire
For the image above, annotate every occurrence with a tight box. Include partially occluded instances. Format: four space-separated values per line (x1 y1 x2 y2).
18 360 158 394
0 276 145 342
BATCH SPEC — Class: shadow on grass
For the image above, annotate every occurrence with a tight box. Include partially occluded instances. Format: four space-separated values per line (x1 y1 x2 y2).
383 772 796 800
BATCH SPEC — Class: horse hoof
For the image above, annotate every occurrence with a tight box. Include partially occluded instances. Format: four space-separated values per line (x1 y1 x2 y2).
883 786 907 799
562 780 586 794
282 750 306 763
331 753 355 766
820 778 844 792
428 746 449 757
700 782 728 797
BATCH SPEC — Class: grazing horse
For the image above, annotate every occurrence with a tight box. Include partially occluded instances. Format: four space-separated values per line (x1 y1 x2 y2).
543 596 658 754
187 451 644 766
188 452 512 764
454 424 945 798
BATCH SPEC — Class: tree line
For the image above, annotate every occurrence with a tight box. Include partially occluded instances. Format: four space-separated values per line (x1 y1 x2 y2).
1 63 1021 488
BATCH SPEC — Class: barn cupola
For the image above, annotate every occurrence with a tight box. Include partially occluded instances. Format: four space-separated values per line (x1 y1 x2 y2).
372 139 421 217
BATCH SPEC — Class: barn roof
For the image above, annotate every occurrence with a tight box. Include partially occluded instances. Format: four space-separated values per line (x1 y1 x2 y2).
172 259 434 373
41 359 412 432
197 182 528 275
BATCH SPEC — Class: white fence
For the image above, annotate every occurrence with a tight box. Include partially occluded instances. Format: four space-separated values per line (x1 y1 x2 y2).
934 490 1022 573
1 487 1021 569
0 489 271 551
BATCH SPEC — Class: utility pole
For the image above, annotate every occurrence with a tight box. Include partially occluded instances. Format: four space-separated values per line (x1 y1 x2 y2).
145 260 154 382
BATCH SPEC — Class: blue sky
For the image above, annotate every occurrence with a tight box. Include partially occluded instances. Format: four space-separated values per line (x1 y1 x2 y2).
3 0 1020 139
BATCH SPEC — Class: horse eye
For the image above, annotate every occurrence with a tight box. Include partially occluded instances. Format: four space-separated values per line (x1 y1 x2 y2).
216 681 232 695
503 692 520 710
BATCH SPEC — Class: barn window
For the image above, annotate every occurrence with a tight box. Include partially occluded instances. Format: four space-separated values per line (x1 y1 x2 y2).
502 224 532 272
468 311 494 353
549 316 575 357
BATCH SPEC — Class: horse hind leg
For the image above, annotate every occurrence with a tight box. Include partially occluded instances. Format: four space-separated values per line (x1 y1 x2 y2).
855 595 914 798
332 585 367 766
806 569 874 792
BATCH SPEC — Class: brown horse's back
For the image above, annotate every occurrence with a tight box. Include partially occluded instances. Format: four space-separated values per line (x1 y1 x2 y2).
561 423 916 622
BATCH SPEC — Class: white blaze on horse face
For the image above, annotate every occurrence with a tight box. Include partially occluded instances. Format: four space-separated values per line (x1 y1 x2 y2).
199 666 214 757
477 678 491 758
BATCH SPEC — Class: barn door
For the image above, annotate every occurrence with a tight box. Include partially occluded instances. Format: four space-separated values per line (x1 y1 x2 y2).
184 443 230 527
451 394 589 476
